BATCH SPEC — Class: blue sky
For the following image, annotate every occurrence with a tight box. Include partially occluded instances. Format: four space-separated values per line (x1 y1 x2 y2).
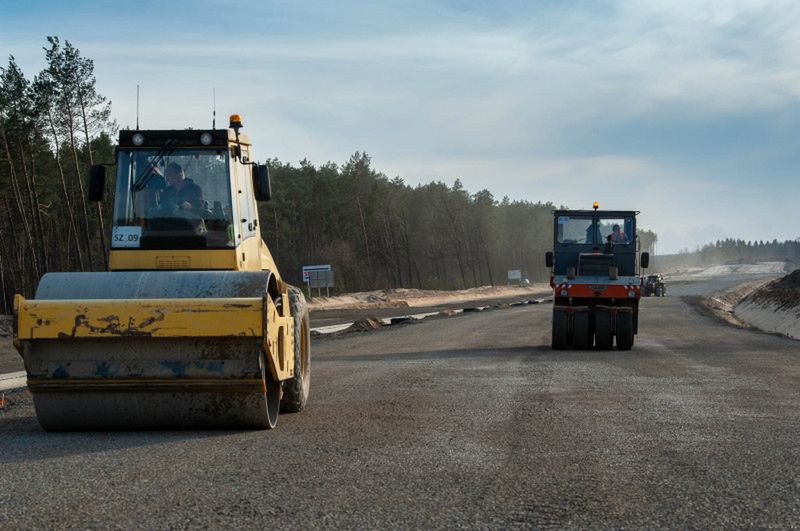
2 0 799 253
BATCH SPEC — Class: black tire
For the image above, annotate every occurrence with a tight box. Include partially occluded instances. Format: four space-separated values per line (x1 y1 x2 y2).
280 286 311 413
616 311 634 351
552 310 568 350
595 309 613 350
572 311 591 350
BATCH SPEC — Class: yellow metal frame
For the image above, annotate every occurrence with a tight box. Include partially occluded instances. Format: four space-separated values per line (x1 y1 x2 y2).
14 294 295 382
109 249 239 271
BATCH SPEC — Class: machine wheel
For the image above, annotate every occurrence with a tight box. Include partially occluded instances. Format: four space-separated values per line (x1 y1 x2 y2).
552 310 568 350
280 286 311 413
616 312 634 351
594 309 613 350
661 287 666 297
572 311 592 350
654 286 662 297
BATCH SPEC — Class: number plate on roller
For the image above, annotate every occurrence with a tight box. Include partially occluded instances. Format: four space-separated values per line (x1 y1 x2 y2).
112 226 142 248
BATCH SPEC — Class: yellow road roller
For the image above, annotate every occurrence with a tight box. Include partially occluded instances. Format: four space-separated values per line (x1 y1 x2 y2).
13 115 310 430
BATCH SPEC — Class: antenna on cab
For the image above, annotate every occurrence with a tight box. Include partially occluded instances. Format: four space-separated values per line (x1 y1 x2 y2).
136 84 140 129
212 88 216 129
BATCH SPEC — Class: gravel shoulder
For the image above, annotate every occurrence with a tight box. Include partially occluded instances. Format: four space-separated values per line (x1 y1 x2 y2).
309 286 550 328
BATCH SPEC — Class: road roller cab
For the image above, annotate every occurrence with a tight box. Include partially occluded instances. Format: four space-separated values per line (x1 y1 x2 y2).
544 203 650 350
13 115 310 430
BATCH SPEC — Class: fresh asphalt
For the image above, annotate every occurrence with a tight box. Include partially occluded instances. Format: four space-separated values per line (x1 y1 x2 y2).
0 275 798 529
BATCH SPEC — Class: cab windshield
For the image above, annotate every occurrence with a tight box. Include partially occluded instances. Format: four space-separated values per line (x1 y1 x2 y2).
557 215 634 245
112 149 235 249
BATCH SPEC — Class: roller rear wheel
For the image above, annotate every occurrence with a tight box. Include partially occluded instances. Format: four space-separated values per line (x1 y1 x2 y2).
572 311 592 349
280 286 311 413
552 310 568 350
595 309 613 350
616 312 634 351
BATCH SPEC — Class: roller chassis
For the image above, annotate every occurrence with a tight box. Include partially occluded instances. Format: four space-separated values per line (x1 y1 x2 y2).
550 276 641 351
12 121 310 430
545 208 649 351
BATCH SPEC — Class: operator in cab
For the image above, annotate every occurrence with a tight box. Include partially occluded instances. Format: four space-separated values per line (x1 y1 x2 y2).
610 224 629 244
164 162 204 211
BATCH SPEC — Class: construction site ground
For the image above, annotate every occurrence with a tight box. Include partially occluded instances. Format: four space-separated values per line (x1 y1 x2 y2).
2 264 799 528
0 266 800 529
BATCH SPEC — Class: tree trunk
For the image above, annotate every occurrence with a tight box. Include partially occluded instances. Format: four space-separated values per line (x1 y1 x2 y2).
66 107 94 269
21 136 48 273
355 194 371 267
0 125 38 283
76 82 108 270
46 107 84 270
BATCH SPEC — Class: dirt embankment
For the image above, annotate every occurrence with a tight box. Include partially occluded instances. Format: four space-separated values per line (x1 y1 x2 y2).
307 284 550 311
685 279 774 328
734 269 800 340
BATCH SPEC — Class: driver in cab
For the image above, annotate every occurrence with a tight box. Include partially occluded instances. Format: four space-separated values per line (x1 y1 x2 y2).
610 224 629 244
164 162 204 211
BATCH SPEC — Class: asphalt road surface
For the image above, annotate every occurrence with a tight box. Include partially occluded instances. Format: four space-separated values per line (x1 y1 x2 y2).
1 277 799 529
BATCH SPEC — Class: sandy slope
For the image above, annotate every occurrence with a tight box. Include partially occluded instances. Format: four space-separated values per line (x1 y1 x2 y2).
306 284 550 311
735 269 800 340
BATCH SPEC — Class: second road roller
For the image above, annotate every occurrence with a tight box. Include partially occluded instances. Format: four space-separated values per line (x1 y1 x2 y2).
13 114 310 430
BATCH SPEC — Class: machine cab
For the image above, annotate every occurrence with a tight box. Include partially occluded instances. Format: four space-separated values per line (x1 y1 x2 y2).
549 209 643 279
94 125 272 271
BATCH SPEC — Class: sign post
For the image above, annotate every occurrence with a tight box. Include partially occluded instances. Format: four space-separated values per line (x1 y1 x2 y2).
302 265 332 299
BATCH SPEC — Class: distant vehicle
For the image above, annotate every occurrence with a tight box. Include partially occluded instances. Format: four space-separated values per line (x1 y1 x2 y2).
520 278 531 287
643 274 666 297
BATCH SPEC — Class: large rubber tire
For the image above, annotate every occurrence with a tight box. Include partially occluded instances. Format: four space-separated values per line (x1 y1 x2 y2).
595 309 613 350
616 311 634 351
552 310 568 350
654 286 662 297
572 311 592 350
280 286 311 413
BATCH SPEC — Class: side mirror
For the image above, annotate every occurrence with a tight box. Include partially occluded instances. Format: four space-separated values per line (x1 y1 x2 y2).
640 252 650 269
545 251 553 268
253 164 271 201
88 165 106 202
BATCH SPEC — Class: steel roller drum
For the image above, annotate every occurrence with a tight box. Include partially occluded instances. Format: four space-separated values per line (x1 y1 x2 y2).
21 271 278 430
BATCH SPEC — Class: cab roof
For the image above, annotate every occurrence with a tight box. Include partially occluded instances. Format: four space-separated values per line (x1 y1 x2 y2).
552 209 640 217
118 129 250 149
